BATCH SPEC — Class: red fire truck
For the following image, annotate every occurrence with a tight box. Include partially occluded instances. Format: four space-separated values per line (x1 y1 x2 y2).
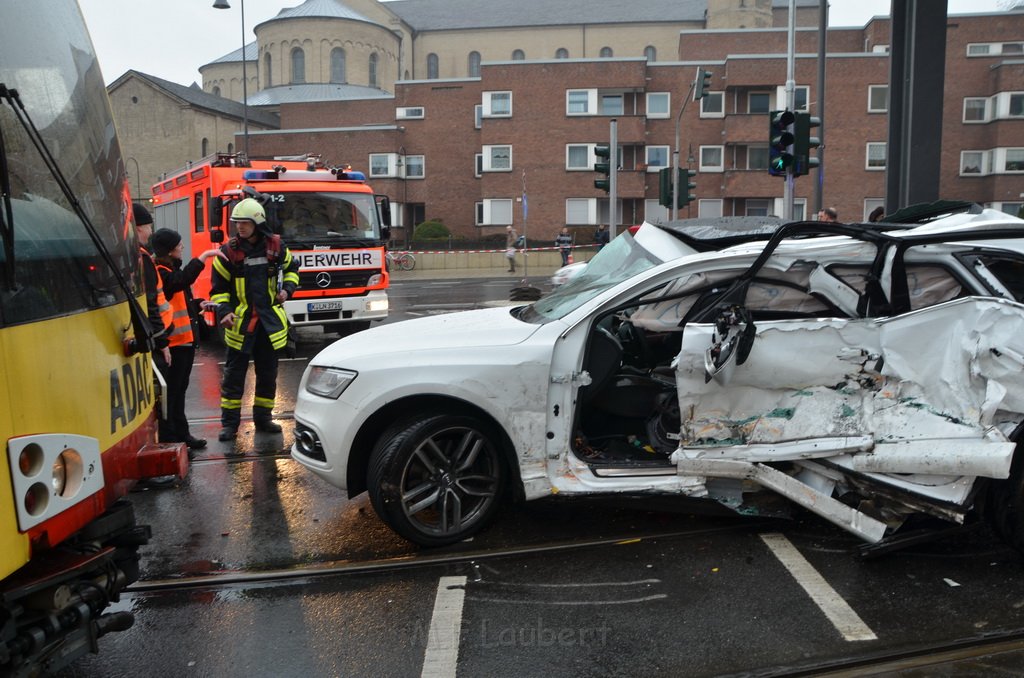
150 153 391 336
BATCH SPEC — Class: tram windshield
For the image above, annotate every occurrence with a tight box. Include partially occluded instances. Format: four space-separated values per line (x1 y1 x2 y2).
0 0 138 326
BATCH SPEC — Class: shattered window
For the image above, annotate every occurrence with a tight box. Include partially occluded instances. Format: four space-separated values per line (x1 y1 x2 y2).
972 254 1024 301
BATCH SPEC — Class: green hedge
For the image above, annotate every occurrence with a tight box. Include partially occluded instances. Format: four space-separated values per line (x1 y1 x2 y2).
413 220 451 239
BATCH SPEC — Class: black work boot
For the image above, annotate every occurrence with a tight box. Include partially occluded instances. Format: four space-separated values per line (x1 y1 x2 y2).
218 427 238 441
254 418 282 433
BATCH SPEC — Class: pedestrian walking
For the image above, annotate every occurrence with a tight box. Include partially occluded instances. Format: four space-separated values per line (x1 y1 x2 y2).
817 207 838 222
210 198 300 442
555 227 573 266
505 225 518 272
594 223 610 250
152 228 223 452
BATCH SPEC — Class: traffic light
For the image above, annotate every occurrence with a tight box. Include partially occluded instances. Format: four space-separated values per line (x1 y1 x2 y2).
594 145 611 193
768 110 795 177
793 112 821 177
694 68 713 101
658 167 697 208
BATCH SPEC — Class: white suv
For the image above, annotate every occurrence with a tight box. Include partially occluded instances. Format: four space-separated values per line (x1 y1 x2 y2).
293 209 1024 550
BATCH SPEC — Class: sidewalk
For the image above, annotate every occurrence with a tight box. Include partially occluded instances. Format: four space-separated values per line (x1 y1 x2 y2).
387 248 584 281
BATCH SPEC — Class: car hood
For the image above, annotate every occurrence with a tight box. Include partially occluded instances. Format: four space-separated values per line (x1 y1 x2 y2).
312 306 542 364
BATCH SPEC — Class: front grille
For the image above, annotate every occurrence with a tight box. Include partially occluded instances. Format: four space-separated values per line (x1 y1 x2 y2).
299 270 373 292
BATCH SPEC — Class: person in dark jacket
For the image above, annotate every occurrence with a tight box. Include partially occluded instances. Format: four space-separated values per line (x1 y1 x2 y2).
555 227 573 266
210 198 300 442
133 204 171 364
594 224 610 250
152 228 222 451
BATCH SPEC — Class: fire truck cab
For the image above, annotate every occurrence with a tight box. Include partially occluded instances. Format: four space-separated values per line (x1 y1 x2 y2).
151 153 391 336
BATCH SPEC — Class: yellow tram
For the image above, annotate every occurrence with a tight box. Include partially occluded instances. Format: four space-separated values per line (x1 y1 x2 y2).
0 2 186 673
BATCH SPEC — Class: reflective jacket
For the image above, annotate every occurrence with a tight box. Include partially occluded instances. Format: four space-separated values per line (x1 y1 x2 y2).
141 246 171 350
209 234 299 351
156 256 205 348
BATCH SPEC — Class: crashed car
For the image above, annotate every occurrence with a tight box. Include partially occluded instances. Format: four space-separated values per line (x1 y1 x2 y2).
293 208 1024 550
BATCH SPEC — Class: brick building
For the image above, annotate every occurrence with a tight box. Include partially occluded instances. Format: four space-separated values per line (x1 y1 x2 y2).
111 0 1024 243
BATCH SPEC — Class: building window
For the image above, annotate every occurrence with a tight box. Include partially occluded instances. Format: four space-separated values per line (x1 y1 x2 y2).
512 49 525 61
330 48 346 84
427 53 439 79
961 151 984 175
397 107 425 119
748 92 770 114
201 138 209 156
483 145 512 171
645 199 669 224
700 146 724 172
866 142 887 170
474 153 483 177
745 199 771 217
212 85 221 97
483 91 512 117
566 144 593 170
291 47 305 84
600 94 624 116
567 89 595 115
1011 93 1024 117
227 142 233 154
468 51 481 77
566 198 596 225
995 202 1024 216
646 92 670 119
369 53 378 88
644 45 656 62
264 53 272 88
599 47 613 58
868 85 888 113
964 97 989 122
863 198 885 221
477 198 513 225
698 199 723 218
645 145 669 170
369 153 397 178
967 43 992 56
1005 148 1024 172
747 146 769 170
403 155 425 179
700 92 724 118
555 48 569 59
474 104 482 129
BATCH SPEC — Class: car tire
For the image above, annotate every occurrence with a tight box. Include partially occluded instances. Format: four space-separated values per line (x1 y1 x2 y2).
985 438 1024 552
367 413 507 546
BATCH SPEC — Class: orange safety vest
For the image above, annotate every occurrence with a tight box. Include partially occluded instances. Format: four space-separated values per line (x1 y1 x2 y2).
156 263 195 347
144 248 173 335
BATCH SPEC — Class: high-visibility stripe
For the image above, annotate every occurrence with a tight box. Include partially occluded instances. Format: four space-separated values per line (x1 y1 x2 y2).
212 256 230 279
221 398 242 409
157 264 195 347
253 396 275 409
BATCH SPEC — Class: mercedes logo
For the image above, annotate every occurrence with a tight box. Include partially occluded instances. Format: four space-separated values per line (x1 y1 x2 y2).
315 272 332 288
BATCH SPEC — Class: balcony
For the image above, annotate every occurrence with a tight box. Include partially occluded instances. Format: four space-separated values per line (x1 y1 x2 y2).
724 113 769 144
722 169 786 197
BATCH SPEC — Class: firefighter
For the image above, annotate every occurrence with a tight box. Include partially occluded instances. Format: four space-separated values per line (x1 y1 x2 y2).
210 198 300 441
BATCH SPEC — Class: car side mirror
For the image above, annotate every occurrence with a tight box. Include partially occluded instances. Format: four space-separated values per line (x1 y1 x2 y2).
210 229 224 244
703 305 755 384
210 196 224 228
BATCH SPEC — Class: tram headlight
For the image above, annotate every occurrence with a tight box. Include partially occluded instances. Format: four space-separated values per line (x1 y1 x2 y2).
306 366 357 399
52 455 67 495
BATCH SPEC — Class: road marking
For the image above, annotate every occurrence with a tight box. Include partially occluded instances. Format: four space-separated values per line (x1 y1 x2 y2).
421 575 467 678
761 533 877 642
466 594 667 606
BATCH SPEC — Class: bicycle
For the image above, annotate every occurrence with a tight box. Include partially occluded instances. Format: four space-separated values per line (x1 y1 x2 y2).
386 250 416 271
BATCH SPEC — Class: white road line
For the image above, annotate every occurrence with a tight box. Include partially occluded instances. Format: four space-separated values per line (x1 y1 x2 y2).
421 576 467 678
761 533 877 642
466 594 667 606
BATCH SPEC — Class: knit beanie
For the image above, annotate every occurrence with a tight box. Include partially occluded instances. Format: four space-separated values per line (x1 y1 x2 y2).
151 228 182 257
132 203 153 227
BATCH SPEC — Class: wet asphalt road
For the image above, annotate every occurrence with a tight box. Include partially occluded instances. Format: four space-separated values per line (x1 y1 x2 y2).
58 274 1024 677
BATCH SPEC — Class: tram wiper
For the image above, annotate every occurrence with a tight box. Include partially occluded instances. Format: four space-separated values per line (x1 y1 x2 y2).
0 84 16 292
0 84 153 353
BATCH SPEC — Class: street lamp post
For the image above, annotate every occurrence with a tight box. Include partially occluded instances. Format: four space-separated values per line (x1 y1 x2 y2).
213 0 249 156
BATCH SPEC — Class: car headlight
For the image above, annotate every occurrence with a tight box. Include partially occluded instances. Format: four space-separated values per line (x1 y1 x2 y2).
305 366 358 399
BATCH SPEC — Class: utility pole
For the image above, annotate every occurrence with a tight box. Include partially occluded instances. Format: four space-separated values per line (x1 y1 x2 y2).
609 119 617 239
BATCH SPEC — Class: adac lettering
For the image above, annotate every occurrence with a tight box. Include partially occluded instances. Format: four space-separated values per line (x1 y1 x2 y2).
109 354 153 433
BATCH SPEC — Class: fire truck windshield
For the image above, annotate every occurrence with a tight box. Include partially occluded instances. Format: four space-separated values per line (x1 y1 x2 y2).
263 192 381 243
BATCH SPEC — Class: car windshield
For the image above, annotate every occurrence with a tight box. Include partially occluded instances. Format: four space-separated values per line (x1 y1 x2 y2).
520 231 662 323
262 191 380 243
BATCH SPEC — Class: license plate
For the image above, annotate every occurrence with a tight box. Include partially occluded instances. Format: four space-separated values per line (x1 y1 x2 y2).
307 301 345 312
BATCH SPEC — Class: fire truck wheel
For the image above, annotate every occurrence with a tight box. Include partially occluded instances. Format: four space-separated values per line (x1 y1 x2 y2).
329 321 371 338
